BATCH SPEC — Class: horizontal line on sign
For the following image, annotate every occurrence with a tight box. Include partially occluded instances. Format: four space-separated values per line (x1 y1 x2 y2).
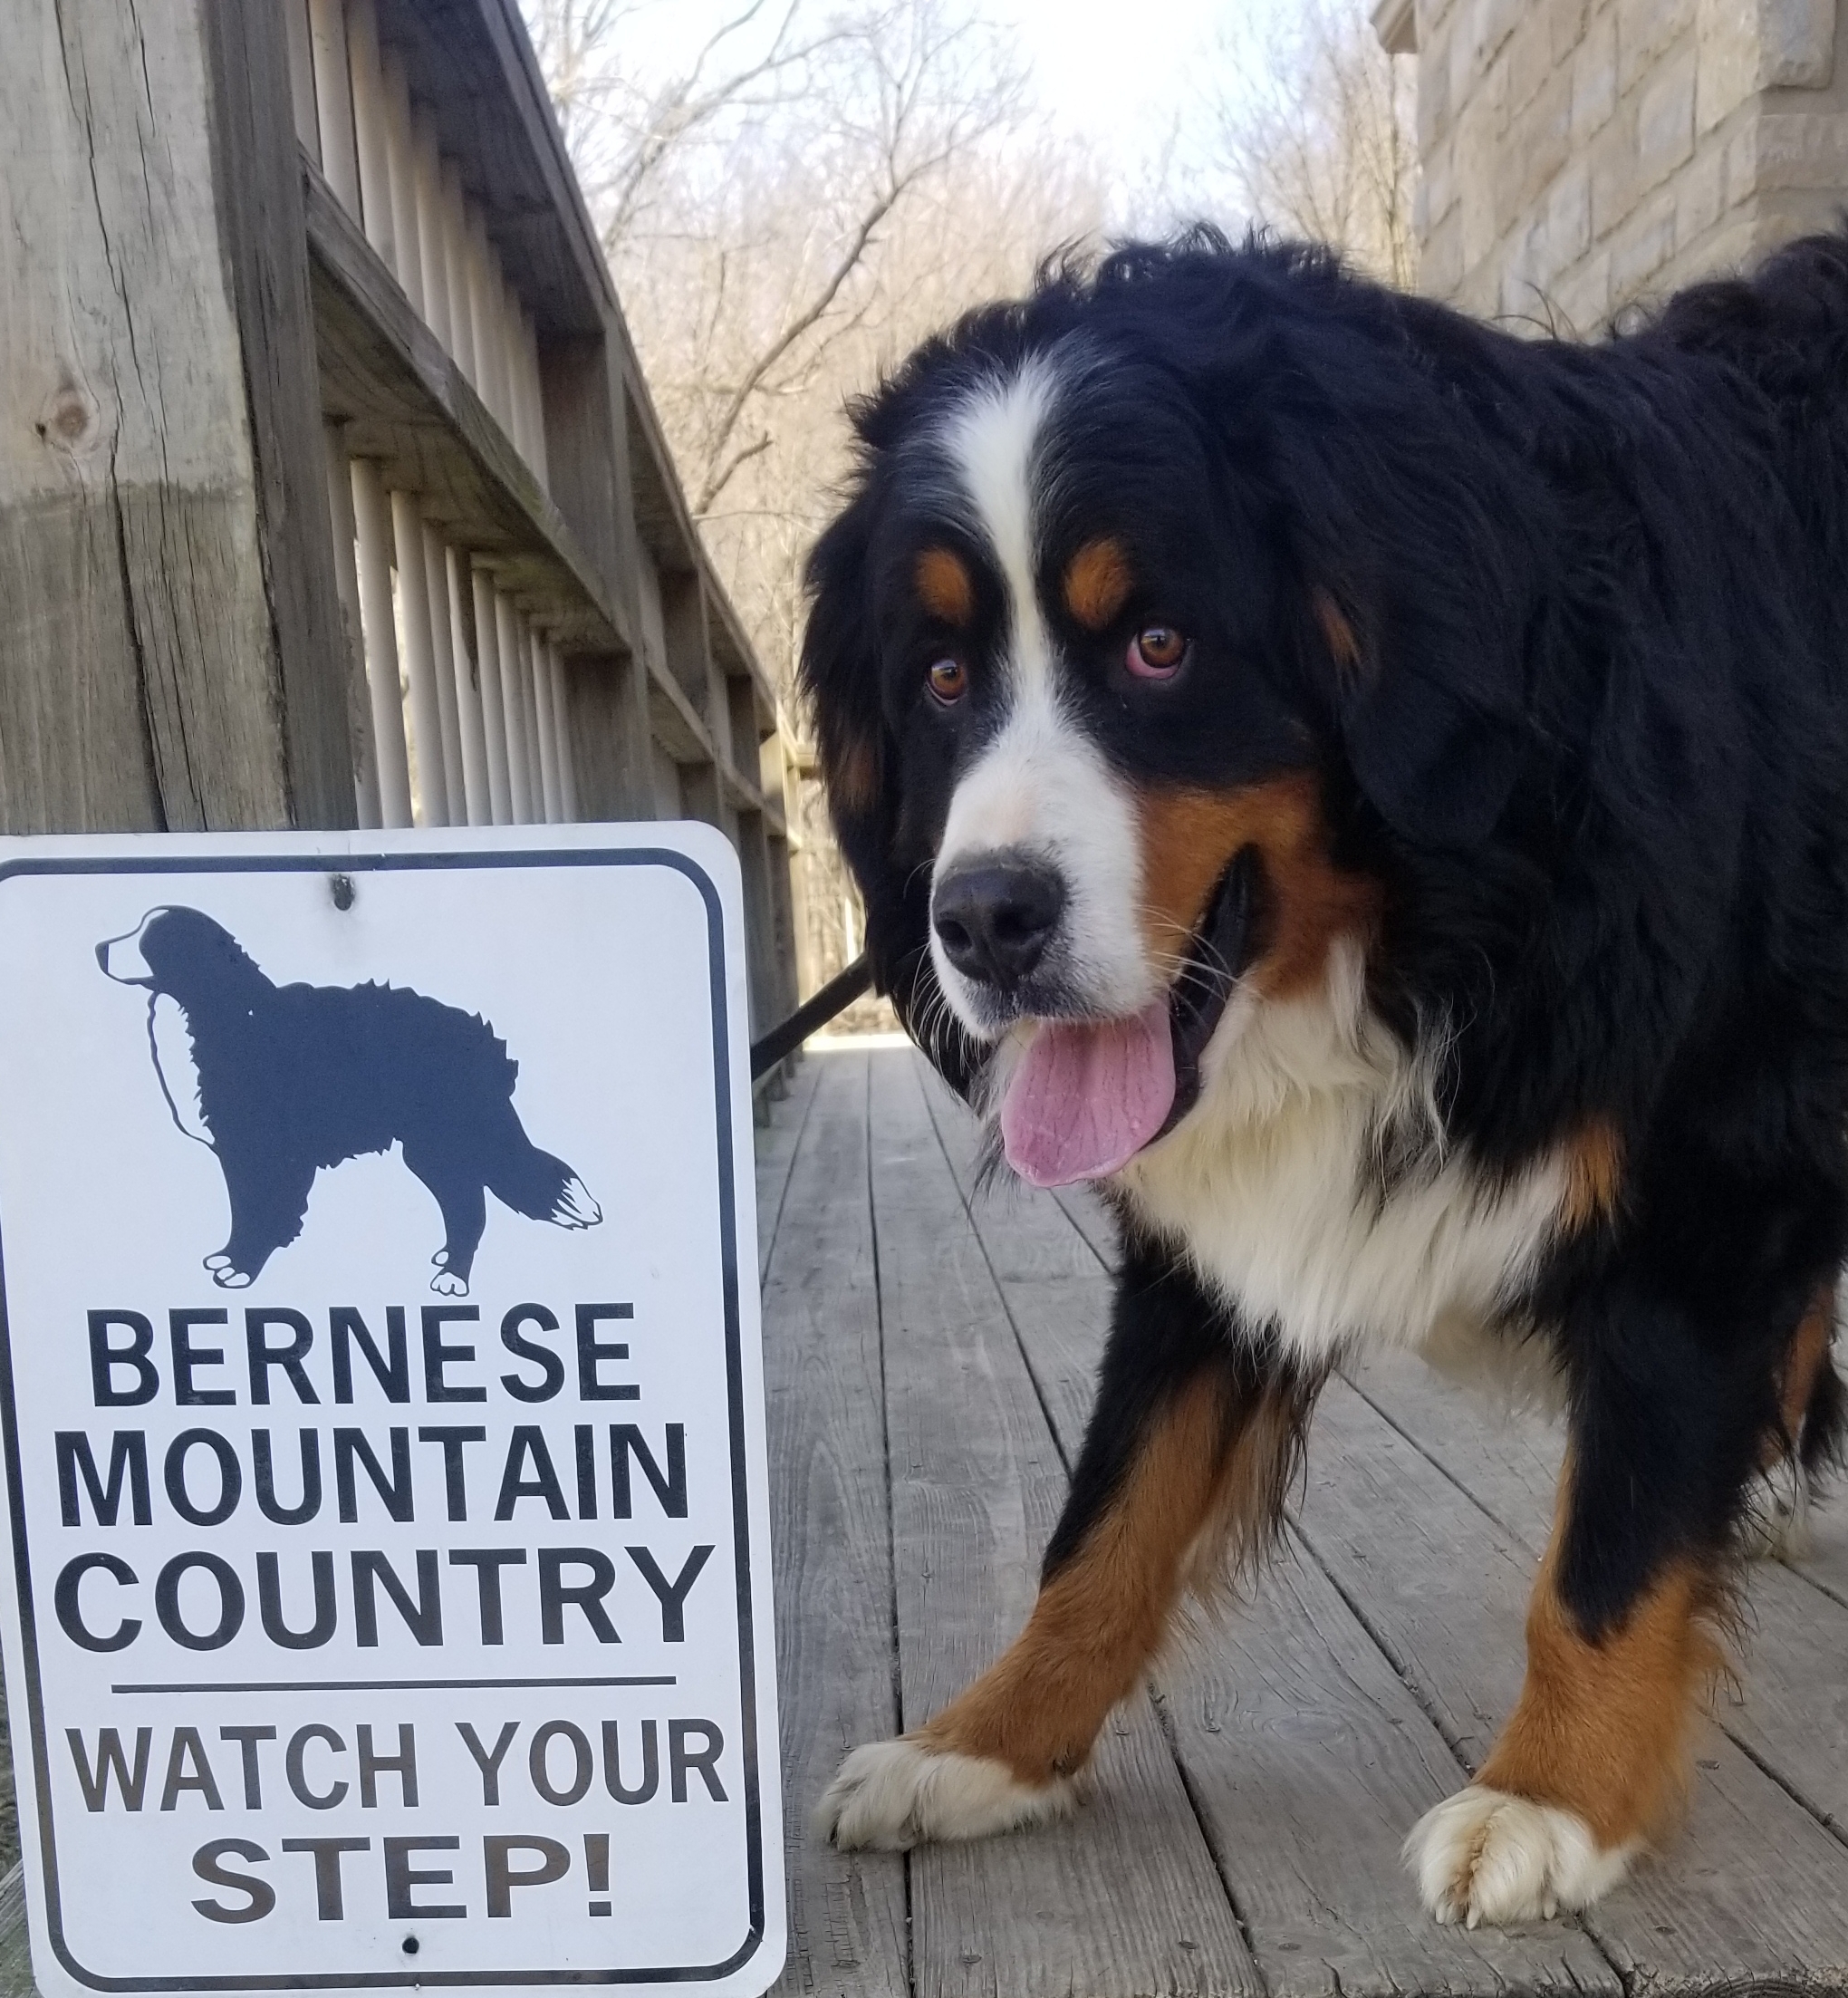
109 1676 679 1694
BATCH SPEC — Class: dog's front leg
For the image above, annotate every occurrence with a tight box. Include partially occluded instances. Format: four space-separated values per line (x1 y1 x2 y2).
1408 1260 1837 1926
819 1234 1320 1850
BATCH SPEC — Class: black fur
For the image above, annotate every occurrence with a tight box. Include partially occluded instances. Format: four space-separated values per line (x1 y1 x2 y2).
100 906 600 1293
802 225 1848 1651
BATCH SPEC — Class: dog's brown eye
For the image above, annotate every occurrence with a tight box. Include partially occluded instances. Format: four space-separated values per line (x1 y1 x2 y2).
1128 625 1188 678
927 658 967 705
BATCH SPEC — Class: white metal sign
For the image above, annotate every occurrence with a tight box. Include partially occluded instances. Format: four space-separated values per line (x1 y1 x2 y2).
0 826 784 1998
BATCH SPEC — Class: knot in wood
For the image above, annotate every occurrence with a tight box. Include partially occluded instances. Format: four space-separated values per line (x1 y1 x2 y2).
36 381 103 458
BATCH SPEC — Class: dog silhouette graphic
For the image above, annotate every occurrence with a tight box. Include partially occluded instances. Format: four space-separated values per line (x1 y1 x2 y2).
99 906 601 1294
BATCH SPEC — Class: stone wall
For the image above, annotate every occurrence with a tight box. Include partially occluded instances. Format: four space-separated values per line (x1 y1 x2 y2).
1388 0 1847 323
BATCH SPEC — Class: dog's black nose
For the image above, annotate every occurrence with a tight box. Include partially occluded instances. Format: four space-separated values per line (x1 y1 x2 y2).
933 855 1065 989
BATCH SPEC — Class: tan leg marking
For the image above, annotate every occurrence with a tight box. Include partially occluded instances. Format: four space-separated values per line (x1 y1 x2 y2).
1477 1529 1716 1850
1774 1284 1834 1458
1136 773 1379 996
918 1374 1293 1781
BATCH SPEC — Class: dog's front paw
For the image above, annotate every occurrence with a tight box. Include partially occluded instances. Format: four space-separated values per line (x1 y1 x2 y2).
430 1269 469 1298
209 1262 255 1289
1406 1785 1637 1926
815 1736 1077 1851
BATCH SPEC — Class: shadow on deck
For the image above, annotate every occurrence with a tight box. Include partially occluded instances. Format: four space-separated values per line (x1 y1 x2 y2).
760 1045 1848 1998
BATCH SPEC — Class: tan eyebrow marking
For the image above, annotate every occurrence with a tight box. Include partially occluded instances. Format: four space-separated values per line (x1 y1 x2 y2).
916 547 975 627
1064 536 1133 631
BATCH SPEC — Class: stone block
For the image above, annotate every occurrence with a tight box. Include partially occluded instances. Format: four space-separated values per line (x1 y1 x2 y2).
1506 7 1554 117
1419 25 1454 148
1494 62 1574 221
1751 109 1848 190
1425 136 1458 224
1609 188 1680 299
1588 112 1644 236
1456 97 1501 267
1674 140 1728 243
1636 47 1699 189
1549 0 1592 64
1420 207 1467 296
1759 0 1835 86
1547 159 1595 266
1617 0 1698 92
1696 0 1759 131
1550 247 1613 332
1573 11 1620 135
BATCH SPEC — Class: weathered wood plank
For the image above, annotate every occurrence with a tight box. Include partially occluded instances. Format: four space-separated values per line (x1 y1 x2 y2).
760 1054 909 1998
200 0 354 828
870 1051 1257 1998
1347 1347 1848 1854
1304 1379 1848 1991
1 0 294 833
756 1054 823 1279
920 1071 1614 1996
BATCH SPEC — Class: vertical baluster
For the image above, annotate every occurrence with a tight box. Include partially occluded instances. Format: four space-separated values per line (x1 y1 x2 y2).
548 642 578 822
412 107 450 354
521 306 549 490
422 524 467 816
467 208 508 430
521 614 548 814
350 458 413 828
388 489 448 826
286 0 320 158
379 48 423 319
470 563 514 825
440 160 476 387
343 0 395 269
322 425 380 829
496 594 534 822
448 548 491 826
307 0 360 215
499 275 526 459
531 624 562 822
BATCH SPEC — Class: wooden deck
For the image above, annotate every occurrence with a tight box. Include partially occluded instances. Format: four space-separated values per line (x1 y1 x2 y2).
760 1046 1848 1998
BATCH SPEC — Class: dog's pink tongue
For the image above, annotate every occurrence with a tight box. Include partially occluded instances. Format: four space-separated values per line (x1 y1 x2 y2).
1000 1000 1175 1188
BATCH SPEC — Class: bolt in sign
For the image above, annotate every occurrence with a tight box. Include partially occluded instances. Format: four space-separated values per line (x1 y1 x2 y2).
0 826 784 1998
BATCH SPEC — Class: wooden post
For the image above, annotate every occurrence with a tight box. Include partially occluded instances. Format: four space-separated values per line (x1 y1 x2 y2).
0 0 350 834
547 645 579 822
351 458 414 828
448 548 492 826
471 563 514 824
286 0 320 159
423 524 467 817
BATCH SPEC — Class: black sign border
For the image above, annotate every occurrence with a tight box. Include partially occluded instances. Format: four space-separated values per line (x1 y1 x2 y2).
0 847 771 1991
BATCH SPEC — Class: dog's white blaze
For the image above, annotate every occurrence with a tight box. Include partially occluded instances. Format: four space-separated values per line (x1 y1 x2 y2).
930 354 1150 1029
1119 941 1569 1369
149 994 210 1144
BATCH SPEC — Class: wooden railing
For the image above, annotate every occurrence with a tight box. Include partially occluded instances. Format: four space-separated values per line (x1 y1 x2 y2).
2 0 806 1076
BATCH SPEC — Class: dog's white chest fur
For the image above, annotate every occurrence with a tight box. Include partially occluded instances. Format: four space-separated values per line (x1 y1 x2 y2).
149 994 210 1144
1115 947 1567 1371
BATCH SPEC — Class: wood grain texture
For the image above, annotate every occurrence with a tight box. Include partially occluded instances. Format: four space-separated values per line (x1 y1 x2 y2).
755 1055 823 1279
0 0 293 833
1304 1378 1848 1991
200 0 355 828
759 1056 909 1998
868 1052 1259 1998
920 1074 1613 1996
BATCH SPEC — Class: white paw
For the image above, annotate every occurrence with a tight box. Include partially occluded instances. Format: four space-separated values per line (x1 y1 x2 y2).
814 1737 1077 1851
1405 1785 1636 1926
204 1253 232 1271
430 1269 469 1298
210 1265 254 1289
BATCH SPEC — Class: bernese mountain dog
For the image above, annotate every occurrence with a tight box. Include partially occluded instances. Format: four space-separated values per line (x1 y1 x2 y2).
799 226 1848 1926
99 905 600 1294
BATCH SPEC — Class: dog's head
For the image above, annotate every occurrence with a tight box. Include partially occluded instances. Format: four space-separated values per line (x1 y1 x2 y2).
97 907 265 1006
801 231 1541 1182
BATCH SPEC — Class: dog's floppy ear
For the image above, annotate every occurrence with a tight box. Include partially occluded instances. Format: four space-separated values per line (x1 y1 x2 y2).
799 485 983 1098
